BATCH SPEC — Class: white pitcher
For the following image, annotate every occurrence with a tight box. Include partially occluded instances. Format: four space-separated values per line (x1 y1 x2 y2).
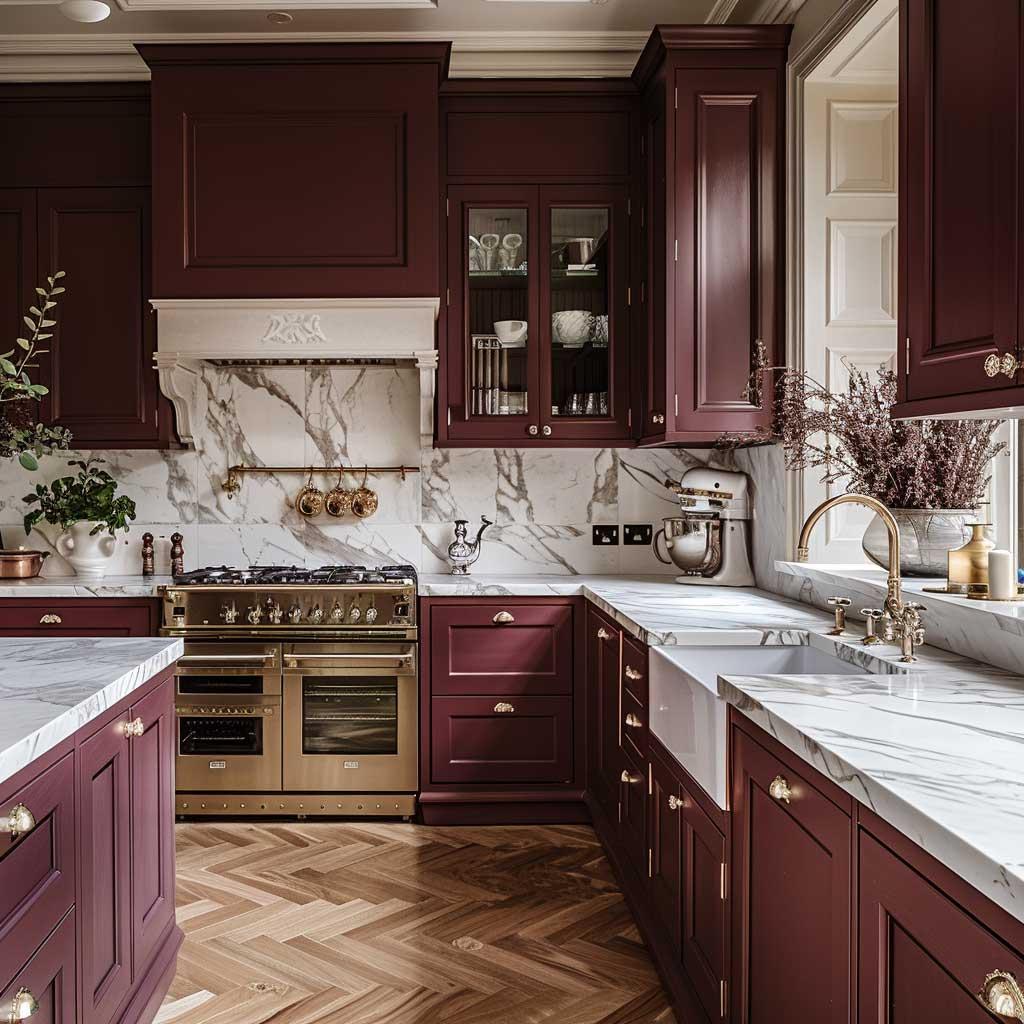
57 522 117 579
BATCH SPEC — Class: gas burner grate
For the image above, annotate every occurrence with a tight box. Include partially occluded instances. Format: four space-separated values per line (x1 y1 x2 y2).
172 563 418 586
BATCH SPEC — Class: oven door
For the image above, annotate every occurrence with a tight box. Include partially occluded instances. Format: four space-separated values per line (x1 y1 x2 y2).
175 642 282 697
176 699 282 792
282 642 418 793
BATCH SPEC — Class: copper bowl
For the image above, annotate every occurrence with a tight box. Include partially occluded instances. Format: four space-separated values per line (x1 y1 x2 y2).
0 549 50 579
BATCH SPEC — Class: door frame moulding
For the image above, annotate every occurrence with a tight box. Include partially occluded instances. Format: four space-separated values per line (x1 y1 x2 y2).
784 0 888 559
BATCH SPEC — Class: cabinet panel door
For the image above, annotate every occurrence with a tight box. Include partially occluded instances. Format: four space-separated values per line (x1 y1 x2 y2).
673 68 779 436
129 678 175 973
0 908 76 1024
431 695 572 784
0 600 156 638
78 716 132 1024
618 754 647 881
0 190 36 381
586 606 622 821
682 788 727 1023
430 602 574 696
901 0 1021 402
649 753 681 949
731 727 852 1024
859 830 1024 1024
37 188 167 447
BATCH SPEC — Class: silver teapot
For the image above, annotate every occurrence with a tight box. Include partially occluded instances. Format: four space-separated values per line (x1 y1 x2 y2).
447 516 493 575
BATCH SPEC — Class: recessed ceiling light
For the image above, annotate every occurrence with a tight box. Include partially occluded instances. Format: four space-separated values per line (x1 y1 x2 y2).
58 0 110 21
267 10 293 21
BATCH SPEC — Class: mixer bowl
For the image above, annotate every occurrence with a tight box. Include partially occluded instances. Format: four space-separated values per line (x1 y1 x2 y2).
654 517 719 573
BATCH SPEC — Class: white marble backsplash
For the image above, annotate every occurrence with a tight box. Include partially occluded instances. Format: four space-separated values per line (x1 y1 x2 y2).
0 364 734 576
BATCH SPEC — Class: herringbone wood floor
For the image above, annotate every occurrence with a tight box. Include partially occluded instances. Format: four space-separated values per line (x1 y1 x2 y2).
159 822 677 1024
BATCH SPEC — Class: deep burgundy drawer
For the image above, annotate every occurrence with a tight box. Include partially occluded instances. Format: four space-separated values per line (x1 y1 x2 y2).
621 687 647 763
431 695 573 784
0 600 155 636
622 634 648 707
430 603 574 696
1 908 76 1023
0 753 75 981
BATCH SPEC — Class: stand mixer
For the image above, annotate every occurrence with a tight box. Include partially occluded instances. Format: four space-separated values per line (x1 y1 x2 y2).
653 467 755 586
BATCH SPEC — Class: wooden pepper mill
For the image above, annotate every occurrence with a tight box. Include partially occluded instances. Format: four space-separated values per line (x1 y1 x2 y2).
170 532 184 577
141 532 155 577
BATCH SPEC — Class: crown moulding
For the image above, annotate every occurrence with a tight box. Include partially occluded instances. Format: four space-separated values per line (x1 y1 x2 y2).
0 30 652 82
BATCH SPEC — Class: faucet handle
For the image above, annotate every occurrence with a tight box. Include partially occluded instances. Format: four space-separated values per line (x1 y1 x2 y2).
860 608 884 646
826 596 852 635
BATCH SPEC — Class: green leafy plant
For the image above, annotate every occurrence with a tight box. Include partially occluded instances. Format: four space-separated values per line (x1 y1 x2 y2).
1 272 72 470
23 458 137 537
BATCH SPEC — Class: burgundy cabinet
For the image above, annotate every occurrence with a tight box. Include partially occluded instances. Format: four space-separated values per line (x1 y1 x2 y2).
77 715 133 1024
0 189 36 372
730 719 853 1024
0 909 77 1024
649 750 682 948
632 27 789 446
618 755 647 882
586 605 623 823
0 753 75 984
858 828 1024 1024
894 0 1024 417
139 43 449 300
620 635 648 765
0 600 158 637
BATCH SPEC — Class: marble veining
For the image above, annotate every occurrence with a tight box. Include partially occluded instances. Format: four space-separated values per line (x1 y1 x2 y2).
0 637 183 786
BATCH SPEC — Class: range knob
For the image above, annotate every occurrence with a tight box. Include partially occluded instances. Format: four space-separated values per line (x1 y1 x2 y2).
220 602 238 624
309 604 324 625
287 603 303 625
348 604 361 623
365 606 378 624
329 601 345 624
246 604 263 625
266 600 283 624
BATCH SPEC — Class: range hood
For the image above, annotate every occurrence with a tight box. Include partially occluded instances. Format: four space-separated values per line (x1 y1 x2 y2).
151 297 440 449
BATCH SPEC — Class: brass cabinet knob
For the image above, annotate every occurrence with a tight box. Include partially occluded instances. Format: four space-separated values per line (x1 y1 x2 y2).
527 425 539 436
597 627 612 641
542 425 552 437
667 794 682 811
8 987 39 1022
38 613 62 625
652 413 665 425
0 803 36 838
624 665 644 681
123 717 144 738
493 702 515 714
768 775 792 803
620 769 643 785
624 712 643 729
492 611 515 625
979 970 1024 1019
984 352 1021 379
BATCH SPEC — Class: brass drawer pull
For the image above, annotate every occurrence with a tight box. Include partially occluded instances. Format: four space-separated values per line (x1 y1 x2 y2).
624 712 643 729
493 702 515 714
123 717 145 738
667 794 682 811
38 613 62 625
620 769 643 785
8 987 39 1021
0 803 36 838
492 611 515 625
768 775 792 803
980 970 1024 1019
624 665 644 681
984 352 1021 379
597 627 612 640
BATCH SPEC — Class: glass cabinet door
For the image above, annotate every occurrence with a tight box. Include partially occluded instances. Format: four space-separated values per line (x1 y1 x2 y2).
541 186 630 441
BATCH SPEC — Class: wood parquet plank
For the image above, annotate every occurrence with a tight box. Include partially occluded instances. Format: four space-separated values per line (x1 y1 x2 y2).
164 822 677 1024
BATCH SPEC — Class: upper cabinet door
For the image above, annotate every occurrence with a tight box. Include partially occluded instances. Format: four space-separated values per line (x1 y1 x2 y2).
672 68 780 438
898 0 1021 407
540 184 632 443
0 189 36 374
36 187 171 448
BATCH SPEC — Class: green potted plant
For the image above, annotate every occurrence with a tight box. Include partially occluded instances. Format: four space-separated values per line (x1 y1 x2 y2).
23 458 136 579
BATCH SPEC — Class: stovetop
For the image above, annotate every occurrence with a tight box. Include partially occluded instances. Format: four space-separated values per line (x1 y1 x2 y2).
172 564 418 587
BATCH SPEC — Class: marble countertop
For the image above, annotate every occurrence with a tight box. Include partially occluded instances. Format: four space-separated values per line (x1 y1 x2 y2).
0 637 183 787
0 575 172 598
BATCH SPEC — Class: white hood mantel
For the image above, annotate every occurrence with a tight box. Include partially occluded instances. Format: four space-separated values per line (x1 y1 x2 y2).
151 297 440 449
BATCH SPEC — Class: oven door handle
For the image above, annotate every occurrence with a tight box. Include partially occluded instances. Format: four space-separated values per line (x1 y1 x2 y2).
178 653 277 665
284 653 413 662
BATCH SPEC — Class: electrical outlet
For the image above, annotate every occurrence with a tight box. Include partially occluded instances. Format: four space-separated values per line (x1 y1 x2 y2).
623 524 653 546
592 525 619 546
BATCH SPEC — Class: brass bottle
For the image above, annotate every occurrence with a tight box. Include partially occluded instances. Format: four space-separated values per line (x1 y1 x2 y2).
947 523 995 594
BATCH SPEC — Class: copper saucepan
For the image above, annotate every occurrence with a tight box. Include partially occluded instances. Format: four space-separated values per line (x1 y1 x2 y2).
0 549 50 579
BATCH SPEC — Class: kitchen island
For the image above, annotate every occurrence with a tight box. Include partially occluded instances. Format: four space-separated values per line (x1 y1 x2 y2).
0 637 182 1024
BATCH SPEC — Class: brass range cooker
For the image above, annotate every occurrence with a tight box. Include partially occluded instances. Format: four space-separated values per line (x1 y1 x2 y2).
160 564 418 819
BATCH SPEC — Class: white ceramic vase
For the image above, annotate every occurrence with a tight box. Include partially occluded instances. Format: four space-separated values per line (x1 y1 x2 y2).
57 521 117 578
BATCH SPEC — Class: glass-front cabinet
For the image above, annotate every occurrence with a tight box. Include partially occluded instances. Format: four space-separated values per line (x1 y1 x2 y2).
444 184 631 444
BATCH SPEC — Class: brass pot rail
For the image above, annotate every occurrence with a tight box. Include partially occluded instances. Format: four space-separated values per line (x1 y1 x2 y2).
222 464 420 498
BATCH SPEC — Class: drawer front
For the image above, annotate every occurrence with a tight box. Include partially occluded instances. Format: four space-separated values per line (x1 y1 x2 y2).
0 908 76 1024
431 603 574 696
619 752 647 881
431 695 573 784
0 754 75 978
0 601 154 637
622 634 648 707
621 687 647 763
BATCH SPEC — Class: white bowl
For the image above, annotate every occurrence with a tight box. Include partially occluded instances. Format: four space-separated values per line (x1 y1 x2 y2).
493 320 528 348
552 310 594 348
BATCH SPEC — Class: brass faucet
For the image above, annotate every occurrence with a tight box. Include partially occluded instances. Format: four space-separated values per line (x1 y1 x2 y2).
796 493 925 662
